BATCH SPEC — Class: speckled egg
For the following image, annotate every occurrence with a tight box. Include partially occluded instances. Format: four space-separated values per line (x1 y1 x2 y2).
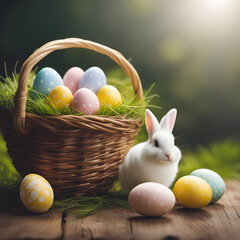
78 66 107 94
190 169 226 203
47 86 73 109
173 175 212 208
19 174 54 213
32 67 63 97
129 182 175 216
63 67 84 95
97 85 122 107
72 88 100 115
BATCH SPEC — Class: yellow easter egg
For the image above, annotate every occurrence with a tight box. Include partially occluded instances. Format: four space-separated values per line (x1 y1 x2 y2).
47 86 73 109
173 175 212 208
97 85 122 107
19 174 54 213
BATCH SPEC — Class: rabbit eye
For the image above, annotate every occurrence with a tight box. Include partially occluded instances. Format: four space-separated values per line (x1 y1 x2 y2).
154 140 159 147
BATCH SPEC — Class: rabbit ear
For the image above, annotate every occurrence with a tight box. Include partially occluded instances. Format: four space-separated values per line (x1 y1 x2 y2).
145 109 159 141
159 108 177 133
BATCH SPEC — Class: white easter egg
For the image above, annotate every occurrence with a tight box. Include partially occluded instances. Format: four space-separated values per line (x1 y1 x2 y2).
129 182 175 216
63 67 84 94
72 88 100 115
19 174 54 213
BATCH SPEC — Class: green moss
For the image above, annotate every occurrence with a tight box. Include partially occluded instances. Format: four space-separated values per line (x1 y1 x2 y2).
0 133 21 187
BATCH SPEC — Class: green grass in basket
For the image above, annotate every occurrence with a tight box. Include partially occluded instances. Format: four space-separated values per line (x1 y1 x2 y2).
0 68 158 119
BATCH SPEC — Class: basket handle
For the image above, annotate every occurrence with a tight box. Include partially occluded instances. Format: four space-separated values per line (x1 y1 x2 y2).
14 38 143 134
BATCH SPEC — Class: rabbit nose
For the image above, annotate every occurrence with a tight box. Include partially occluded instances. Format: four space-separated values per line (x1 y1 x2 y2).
165 153 170 159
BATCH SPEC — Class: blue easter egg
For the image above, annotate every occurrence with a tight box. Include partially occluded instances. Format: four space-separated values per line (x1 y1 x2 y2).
190 168 226 204
78 67 107 94
32 67 63 97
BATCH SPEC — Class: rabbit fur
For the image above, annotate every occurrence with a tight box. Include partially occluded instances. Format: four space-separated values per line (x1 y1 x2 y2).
119 108 181 192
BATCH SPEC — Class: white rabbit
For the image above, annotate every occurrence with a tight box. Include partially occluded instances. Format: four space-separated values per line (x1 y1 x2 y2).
119 108 181 192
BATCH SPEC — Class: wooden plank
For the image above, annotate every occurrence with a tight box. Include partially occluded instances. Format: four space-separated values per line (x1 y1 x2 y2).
223 207 239 219
130 203 240 240
0 209 63 240
63 208 131 240
220 180 240 207
234 206 240 218
130 205 211 240
205 204 240 240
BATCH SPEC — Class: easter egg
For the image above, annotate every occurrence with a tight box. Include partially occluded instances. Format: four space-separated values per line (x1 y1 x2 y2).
72 88 100 115
47 86 73 109
19 174 54 213
173 176 212 208
190 169 226 203
97 85 122 107
32 67 63 97
78 66 106 94
129 182 175 216
63 67 84 95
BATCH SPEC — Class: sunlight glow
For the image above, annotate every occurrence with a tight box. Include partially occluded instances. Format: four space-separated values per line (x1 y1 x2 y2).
201 0 234 22
205 0 230 9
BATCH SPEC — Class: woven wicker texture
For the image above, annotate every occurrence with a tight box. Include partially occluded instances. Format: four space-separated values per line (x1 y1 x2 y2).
1 38 143 196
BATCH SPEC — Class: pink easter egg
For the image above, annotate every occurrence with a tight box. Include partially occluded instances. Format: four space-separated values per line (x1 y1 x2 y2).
72 88 100 115
129 182 175 216
63 67 84 94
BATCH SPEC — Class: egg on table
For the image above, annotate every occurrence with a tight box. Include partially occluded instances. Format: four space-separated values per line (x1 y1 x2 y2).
19 174 54 213
97 85 122 107
47 86 73 109
72 88 100 115
128 182 175 217
63 67 84 95
173 175 212 208
78 66 107 94
190 169 226 203
32 67 63 97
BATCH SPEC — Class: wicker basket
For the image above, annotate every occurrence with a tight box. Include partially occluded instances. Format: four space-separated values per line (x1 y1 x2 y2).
0 38 143 197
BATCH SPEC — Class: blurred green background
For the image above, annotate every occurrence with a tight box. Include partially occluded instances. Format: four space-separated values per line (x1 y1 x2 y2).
0 0 239 187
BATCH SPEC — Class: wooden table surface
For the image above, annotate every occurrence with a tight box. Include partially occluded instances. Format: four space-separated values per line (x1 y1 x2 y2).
0 180 239 240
